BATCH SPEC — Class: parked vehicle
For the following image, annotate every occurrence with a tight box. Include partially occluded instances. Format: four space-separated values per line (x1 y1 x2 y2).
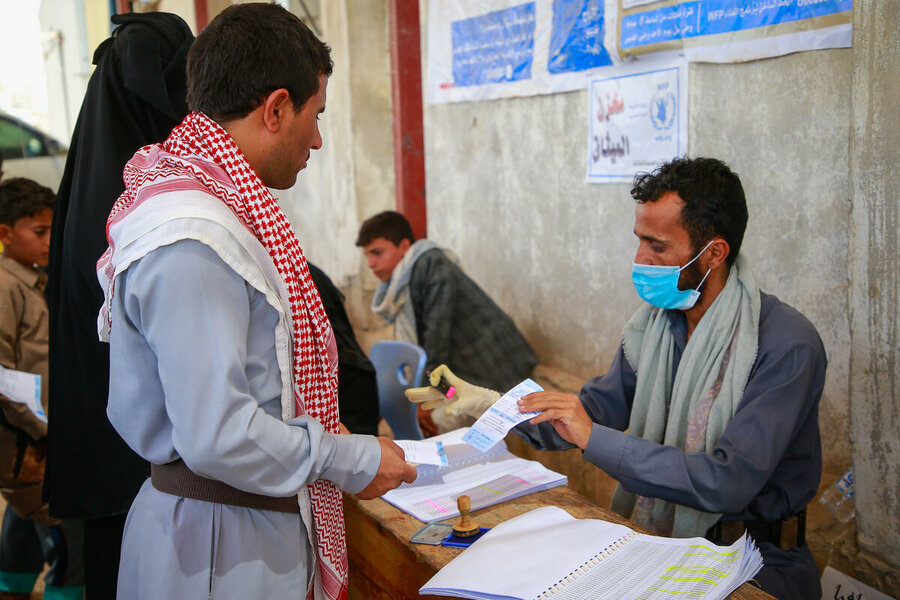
0 111 67 191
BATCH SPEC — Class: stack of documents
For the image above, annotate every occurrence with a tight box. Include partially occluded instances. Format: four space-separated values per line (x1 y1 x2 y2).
420 506 764 600
383 428 567 522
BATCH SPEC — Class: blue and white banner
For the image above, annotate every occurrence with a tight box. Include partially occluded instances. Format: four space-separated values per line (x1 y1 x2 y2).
548 0 615 74
451 3 537 87
586 61 688 184
619 0 852 61
426 0 851 104
428 0 623 104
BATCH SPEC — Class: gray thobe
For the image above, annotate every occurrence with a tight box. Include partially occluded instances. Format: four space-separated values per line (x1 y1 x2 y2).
515 292 826 600
107 240 380 599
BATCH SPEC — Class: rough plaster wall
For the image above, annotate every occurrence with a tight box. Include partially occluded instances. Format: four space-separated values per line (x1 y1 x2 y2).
426 93 640 380
848 0 900 571
346 0 396 239
342 0 397 329
420 0 638 378
688 51 853 470
425 52 853 471
279 0 356 284
279 0 394 302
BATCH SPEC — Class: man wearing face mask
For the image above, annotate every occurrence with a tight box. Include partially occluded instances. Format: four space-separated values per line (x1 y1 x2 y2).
408 157 826 600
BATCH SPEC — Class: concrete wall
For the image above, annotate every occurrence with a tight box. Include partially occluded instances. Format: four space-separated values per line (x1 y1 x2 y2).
689 53 854 470
281 0 395 329
424 33 853 470
848 0 900 583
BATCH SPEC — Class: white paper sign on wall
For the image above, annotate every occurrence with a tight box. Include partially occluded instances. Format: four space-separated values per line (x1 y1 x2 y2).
586 59 688 184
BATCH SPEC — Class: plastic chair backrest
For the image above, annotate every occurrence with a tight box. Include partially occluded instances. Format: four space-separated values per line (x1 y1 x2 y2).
369 340 426 440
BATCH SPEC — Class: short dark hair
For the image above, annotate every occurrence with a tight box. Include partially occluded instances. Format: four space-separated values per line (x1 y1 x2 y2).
186 3 333 121
0 178 55 226
356 211 415 247
631 157 747 266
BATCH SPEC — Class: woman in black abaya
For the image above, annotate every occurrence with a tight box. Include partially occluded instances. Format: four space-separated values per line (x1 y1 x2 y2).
44 13 193 599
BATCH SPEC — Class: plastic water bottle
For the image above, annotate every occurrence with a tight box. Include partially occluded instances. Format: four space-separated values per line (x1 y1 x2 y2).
819 468 855 523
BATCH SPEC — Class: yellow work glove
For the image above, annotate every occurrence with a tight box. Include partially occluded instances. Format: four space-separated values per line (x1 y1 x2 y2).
404 364 501 419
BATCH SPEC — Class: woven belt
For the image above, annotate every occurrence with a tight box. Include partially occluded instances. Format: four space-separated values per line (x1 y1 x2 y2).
706 510 806 551
150 459 300 514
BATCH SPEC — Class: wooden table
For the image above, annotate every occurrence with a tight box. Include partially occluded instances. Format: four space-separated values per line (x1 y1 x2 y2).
344 485 774 600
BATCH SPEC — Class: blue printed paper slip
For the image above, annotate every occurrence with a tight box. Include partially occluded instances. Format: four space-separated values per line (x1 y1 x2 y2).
462 379 543 452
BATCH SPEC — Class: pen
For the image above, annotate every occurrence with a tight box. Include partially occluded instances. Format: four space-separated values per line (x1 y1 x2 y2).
426 370 456 399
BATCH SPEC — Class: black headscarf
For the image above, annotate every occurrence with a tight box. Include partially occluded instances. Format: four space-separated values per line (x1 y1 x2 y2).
45 12 193 518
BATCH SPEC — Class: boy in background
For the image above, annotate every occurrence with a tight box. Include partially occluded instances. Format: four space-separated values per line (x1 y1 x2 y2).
0 178 83 600
357 211 536 434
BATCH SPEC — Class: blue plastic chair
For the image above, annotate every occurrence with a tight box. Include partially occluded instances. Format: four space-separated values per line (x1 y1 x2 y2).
369 340 427 440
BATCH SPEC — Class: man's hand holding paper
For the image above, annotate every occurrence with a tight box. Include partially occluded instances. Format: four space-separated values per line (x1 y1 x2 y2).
463 379 544 451
356 437 419 500
518 392 593 450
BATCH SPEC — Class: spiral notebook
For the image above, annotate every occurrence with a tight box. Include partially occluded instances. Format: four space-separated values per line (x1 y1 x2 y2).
382 428 567 522
420 506 763 600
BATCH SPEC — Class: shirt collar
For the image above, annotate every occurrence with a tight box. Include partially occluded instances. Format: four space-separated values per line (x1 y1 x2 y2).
0 255 47 291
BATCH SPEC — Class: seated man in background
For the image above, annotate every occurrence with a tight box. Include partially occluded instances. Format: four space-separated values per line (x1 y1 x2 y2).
409 157 825 600
357 210 536 434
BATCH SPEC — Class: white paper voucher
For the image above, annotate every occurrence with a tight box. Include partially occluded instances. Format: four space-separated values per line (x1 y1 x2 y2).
463 378 543 452
0 365 45 423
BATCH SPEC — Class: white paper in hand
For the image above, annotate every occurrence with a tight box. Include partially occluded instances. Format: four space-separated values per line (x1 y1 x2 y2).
0 365 45 423
462 379 543 452
394 439 448 466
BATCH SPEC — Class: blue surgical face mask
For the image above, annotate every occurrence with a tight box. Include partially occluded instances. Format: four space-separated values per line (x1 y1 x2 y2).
631 240 715 310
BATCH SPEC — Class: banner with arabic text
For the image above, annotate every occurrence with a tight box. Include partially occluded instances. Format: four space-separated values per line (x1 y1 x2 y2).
426 0 851 104
428 0 624 104
618 0 852 62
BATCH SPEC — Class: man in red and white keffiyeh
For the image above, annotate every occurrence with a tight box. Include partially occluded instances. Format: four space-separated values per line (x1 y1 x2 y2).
97 5 416 600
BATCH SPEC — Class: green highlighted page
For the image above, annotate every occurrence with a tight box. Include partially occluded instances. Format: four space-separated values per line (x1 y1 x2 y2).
420 506 763 600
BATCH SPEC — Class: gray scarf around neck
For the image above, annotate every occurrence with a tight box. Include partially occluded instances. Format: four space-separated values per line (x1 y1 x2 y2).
611 255 760 538
370 239 443 344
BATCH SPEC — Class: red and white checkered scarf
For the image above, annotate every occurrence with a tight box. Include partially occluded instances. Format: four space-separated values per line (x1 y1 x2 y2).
97 112 347 600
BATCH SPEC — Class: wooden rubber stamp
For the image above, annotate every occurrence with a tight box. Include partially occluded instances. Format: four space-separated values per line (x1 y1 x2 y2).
452 495 480 538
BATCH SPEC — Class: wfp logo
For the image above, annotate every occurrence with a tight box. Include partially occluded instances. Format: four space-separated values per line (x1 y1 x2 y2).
650 91 676 130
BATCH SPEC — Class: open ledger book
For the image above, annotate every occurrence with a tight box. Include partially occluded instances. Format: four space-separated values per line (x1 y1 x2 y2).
382 428 567 522
421 506 763 600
